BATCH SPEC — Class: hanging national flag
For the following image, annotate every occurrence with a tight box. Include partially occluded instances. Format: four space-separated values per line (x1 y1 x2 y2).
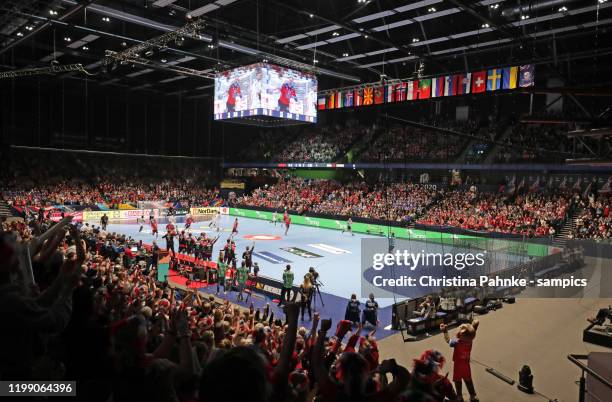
335 91 343 108
416 79 431 99
573 177 582 191
354 88 363 106
363 87 374 105
529 177 540 192
385 84 395 103
547 176 554 189
472 71 487 93
344 90 354 107
598 177 612 194
559 177 567 189
431 77 445 97
517 177 525 191
519 64 535 87
486 68 502 91
317 97 326 110
406 81 415 100
506 175 516 194
327 93 335 109
583 181 593 199
454 73 471 95
373 86 384 104
444 76 454 96
502 66 518 89
394 82 407 101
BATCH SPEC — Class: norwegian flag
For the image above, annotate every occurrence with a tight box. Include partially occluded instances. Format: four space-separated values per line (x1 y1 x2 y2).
394 82 407 101
344 90 354 107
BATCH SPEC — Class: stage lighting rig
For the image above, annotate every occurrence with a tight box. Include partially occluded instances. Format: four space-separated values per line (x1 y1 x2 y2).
103 18 207 66
0 63 92 79
104 50 215 80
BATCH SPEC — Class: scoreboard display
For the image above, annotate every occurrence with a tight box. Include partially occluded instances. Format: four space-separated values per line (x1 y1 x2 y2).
214 63 318 123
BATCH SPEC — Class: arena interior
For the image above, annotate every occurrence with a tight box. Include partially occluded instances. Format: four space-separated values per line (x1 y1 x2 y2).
2 1 612 401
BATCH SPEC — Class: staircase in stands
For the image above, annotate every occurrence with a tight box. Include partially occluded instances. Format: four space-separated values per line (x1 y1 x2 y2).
0 199 13 218
552 207 583 248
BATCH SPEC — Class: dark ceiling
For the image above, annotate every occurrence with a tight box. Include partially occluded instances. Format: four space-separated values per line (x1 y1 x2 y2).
1 0 611 97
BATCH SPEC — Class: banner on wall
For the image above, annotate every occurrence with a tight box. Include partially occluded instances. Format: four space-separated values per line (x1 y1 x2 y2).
190 207 220 216
82 209 159 221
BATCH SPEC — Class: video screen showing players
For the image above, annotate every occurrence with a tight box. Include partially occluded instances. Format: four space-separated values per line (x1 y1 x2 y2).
214 63 318 123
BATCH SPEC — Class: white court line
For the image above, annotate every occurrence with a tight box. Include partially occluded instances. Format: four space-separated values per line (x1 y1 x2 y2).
308 243 351 254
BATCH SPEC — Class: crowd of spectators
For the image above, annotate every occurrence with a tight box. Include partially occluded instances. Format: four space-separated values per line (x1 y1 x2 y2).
570 194 612 240
1 149 222 211
238 177 438 224
417 189 570 236
494 125 574 163
1 212 469 402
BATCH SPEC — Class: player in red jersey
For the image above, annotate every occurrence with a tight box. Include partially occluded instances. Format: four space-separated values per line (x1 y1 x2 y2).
150 217 159 239
278 80 297 112
184 215 194 230
231 218 239 238
284 214 291 236
226 81 242 112
166 221 176 236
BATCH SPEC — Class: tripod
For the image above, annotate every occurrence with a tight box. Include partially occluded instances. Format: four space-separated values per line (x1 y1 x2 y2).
312 280 325 309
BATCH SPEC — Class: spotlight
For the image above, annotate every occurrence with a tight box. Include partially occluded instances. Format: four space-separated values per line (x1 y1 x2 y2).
82 46 89 51
16 32 23 37
412 37 420 43
25 26 34 31
364 35 368 38
64 37 71 42
599 0 607 3
428 7 436 12
309 14 314 18
342 52 349 57
161 58 167 63
490 4 499 9
521 15 530 20
102 17 110 22
313 59 318 63
482 23 489 28
49 10 58 16
145 50 154 57
332 32 339 36
558 6 567 12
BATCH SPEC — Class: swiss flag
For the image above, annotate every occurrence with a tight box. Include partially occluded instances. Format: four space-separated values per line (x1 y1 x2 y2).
472 71 487 93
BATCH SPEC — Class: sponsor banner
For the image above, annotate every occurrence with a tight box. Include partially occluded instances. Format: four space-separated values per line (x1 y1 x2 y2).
253 251 292 264
160 207 189 217
49 211 83 223
281 247 323 259
252 275 300 299
83 209 159 221
308 243 351 255
220 180 245 190
228 207 551 258
220 207 230 215
118 203 136 210
190 207 220 216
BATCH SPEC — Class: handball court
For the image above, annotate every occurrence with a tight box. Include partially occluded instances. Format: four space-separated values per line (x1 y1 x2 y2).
107 215 610 401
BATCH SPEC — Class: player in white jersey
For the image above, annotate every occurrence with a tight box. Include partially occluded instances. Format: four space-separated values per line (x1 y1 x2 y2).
272 210 278 226
137 215 145 233
209 211 221 232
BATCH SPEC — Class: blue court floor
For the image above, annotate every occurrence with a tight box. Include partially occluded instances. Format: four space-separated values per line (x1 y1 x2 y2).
102 215 397 338
101 215 526 339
